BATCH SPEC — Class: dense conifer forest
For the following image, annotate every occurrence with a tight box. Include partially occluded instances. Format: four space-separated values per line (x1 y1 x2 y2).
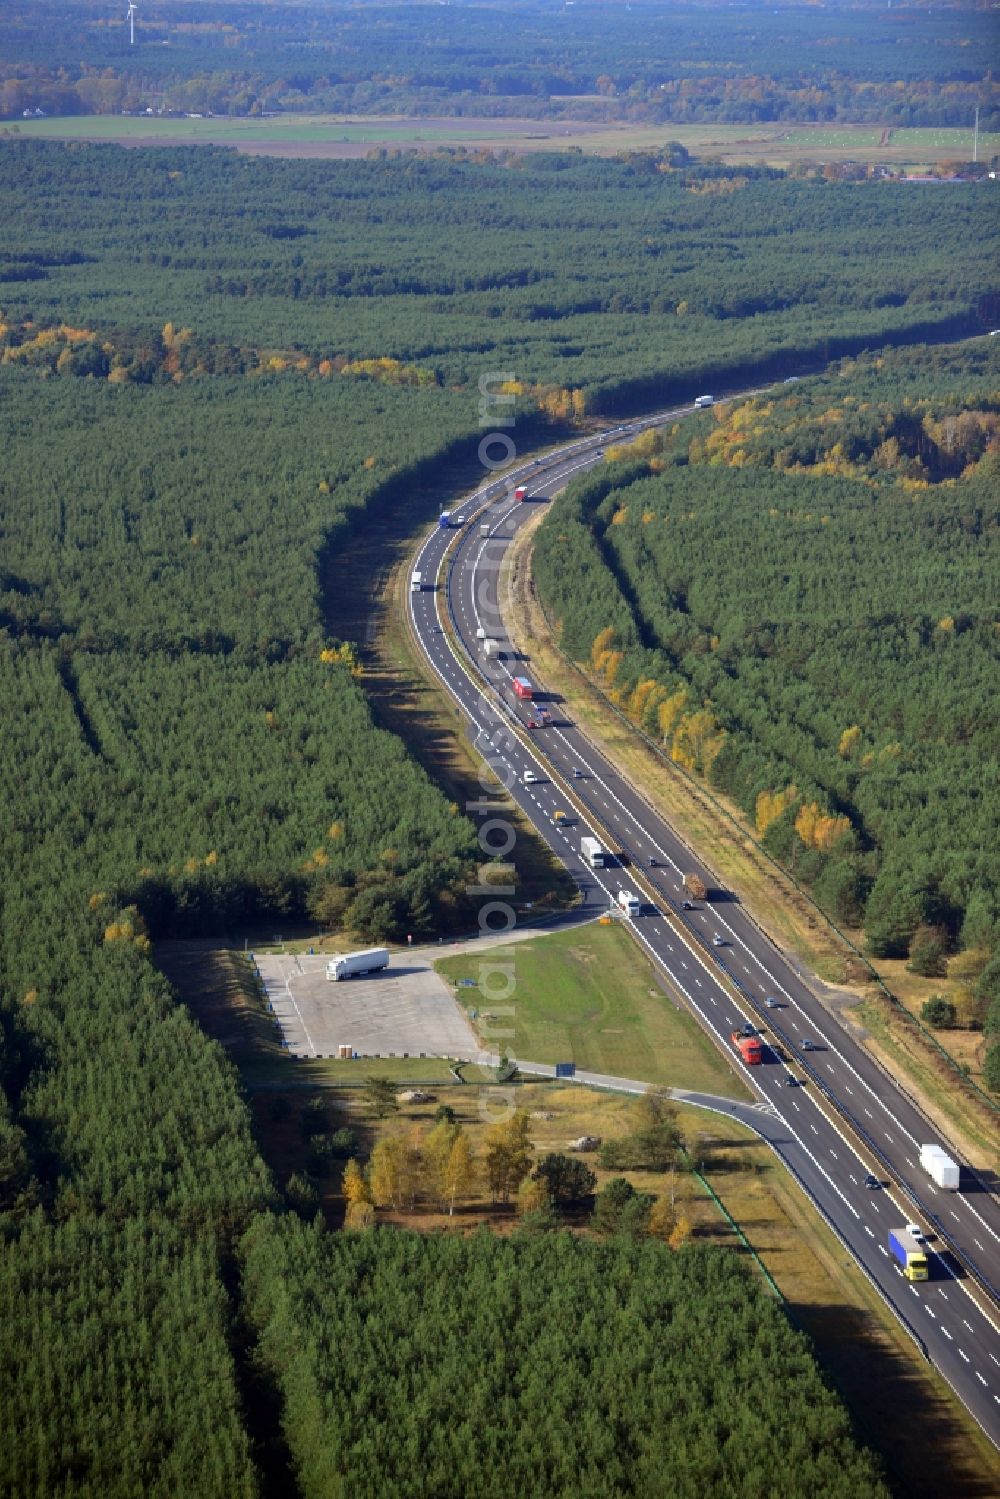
3 141 996 407
240 1220 888 1499
0 127 994 1490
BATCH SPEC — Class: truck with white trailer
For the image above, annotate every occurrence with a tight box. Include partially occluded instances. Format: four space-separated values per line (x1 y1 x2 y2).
326 947 390 981
919 1144 960 1190
410 571 422 592
580 836 606 868
616 889 640 916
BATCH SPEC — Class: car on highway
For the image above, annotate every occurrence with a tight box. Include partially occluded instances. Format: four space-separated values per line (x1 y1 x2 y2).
523 770 539 784
905 1222 925 1241
712 933 725 947
784 1074 797 1087
648 856 658 868
764 996 779 1009
682 899 695 910
800 1038 816 1051
572 767 583 778
864 1174 881 1190
455 513 466 525
553 809 568 822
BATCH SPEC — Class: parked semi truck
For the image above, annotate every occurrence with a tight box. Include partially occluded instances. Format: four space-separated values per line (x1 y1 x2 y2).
919 1143 960 1190
512 676 533 700
683 872 708 901
730 1029 762 1065
888 1227 929 1281
581 836 606 868
326 947 390 981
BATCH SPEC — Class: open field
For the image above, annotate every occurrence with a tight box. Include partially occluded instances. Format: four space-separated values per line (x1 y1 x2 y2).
7 113 996 168
437 920 751 1100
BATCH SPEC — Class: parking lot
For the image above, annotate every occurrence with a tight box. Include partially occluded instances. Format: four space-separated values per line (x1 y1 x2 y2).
254 950 485 1061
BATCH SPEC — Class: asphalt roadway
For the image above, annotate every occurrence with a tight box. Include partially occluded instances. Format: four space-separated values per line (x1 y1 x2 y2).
407 397 1000 1445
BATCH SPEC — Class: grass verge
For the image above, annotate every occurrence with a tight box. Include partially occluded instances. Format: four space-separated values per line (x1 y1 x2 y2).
437 919 751 1099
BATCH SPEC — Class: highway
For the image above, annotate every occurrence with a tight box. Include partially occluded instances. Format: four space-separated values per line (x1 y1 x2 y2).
406 398 1000 1444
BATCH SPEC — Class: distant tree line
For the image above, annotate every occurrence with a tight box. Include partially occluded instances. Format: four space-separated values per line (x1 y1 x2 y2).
1 0 995 129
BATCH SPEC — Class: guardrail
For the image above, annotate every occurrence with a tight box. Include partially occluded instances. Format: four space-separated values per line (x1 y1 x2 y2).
528 580 999 1132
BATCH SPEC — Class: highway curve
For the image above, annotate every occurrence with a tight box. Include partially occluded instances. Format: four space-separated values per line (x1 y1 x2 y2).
406 392 1000 1445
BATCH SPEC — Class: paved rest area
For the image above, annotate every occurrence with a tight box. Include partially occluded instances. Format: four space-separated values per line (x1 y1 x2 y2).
255 949 487 1061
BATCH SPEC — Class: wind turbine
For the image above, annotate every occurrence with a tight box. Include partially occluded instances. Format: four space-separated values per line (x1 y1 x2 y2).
126 0 137 46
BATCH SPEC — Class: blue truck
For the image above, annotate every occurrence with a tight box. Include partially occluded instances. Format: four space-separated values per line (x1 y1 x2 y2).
439 510 452 529
888 1227 928 1282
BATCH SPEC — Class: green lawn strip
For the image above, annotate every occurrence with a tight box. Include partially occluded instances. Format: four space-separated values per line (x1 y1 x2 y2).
241 1056 465 1088
438 921 750 1099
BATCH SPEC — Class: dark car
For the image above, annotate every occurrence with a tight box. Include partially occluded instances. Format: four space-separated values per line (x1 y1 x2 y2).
784 1074 797 1087
648 856 657 868
864 1174 881 1190
682 899 695 911
800 1038 816 1051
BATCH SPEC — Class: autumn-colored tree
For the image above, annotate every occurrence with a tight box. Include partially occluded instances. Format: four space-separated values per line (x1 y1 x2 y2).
441 1132 476 1216
837 725 861 759
755 784 798 835
671 707 726 776
484 1110 534 1204
591 626 618 673
657 686 688 744
422 1118 461 1209
647 1195 677 1242
368 1134 421 1213
342 1158 374 1229
668 1210 693 1251
795 802 851 853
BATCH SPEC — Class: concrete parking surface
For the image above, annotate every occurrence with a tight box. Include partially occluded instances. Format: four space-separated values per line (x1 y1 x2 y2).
254 949 486 1061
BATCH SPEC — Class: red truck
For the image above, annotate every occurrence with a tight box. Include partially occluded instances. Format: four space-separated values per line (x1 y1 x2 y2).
513 676 533 701
731 1029 762 1065
514 485 528 502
